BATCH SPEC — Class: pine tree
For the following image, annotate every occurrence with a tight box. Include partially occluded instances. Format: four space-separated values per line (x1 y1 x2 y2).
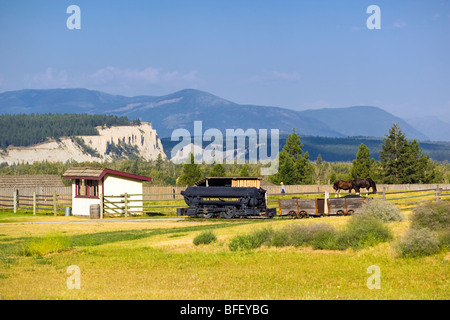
379 123 430 183
177 153 203 186
210 163 226 177
313 154 327 184
239 164 250 177
351 143 375 179
270 128 314 184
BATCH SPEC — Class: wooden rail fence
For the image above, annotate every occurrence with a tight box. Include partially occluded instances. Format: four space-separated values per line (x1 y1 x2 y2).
1 184 449 217
0 190 71 215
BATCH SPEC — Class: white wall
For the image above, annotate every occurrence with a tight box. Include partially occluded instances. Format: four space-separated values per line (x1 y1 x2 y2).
71 180 103 217
72 197 101 217
104 175 143 214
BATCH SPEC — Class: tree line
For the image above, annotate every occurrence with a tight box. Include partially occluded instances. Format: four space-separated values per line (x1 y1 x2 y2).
1 123 449 186
270 123 449 185
0 113 140 150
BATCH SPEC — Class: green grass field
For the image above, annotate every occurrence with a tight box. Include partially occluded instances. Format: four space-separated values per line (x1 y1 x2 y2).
0 208 448 300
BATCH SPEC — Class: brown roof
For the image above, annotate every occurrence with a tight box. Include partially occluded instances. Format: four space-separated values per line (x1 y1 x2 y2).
62 167 105 178
0 175 65 188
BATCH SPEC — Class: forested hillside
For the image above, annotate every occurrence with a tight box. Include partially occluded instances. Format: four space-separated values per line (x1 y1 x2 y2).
0 113 139 149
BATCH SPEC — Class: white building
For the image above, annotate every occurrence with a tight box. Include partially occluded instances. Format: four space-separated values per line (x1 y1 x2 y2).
63 167 152 217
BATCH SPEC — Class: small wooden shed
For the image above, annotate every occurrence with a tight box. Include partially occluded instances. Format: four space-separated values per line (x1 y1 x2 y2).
62 167 152 217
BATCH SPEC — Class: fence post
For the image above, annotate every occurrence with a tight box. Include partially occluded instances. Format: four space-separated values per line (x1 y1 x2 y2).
324 190 329 215
53 191 57 216
13 190 17 213
124 193 128 217
436 187 440 203
382 187 386 202
33 192 36 215
100 194 104 219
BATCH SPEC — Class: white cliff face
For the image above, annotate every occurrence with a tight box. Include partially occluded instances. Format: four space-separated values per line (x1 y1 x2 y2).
0 122 166 164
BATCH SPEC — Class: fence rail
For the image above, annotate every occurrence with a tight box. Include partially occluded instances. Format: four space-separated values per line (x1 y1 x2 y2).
102 192 186 217
0 190 71 215
1 183 449 217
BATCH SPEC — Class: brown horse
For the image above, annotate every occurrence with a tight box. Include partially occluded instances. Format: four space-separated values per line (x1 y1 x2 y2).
333 180 358 196
353 178 377 194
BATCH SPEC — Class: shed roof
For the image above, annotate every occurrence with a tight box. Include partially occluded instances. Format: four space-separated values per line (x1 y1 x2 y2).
0 175 65 188
62 167 152 182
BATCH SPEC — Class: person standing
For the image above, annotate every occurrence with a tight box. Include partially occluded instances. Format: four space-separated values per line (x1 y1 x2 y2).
281 182 285 193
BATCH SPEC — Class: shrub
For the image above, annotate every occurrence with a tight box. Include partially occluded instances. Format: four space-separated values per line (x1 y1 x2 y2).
310 224 338 250
228 234 264 251
193 230 217 245
283 224 309 247
361 199 404 222
228 217 394 252
23 234 72 257
339 215 393 250
252 227 275 246
268 231 290 247
395 228 441 258
438 230 450 250
410 202 450 231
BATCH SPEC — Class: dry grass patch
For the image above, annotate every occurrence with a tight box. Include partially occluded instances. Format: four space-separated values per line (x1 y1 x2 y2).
0 213 449 300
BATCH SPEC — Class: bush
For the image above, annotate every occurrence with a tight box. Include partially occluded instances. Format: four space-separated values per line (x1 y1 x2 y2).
193 230 217 245
23 234 72 257
252 227 275 246
438 230 450 250
360 199 404 222
410 202 450 231
282 224 309 247
339 215 393 250
228 234 264 251
309 224 338 250
228 216 394 252
395 228 441 258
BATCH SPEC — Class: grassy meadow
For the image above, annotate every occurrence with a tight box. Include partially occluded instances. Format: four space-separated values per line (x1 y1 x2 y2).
0 208 448 300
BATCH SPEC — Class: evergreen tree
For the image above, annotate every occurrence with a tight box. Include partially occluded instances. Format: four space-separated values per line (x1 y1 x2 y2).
177 153 203 186
210 163 226 177
379 123 430 183
313 154 327 184
239 164 250 177
155 153 164 171
351 143 375 179
270 128 314 184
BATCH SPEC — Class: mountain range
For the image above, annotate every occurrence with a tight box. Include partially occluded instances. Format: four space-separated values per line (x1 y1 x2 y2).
0 88 445 141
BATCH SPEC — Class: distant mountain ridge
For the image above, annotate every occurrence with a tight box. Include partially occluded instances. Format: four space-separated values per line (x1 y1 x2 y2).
0 88 431 141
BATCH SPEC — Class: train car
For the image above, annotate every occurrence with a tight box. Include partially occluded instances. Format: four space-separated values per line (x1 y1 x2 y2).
278 194 368 218
177 186 276 219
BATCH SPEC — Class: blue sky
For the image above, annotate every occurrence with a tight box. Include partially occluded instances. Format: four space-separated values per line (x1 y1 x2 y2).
1 0 449 121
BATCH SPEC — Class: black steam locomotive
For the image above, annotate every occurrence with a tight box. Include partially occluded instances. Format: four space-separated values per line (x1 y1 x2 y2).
177 186 276 219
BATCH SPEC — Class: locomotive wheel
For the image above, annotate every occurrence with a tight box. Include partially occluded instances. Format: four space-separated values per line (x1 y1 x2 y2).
336 210 345 216
299 210 307 219
347 210 354 216
202 212 215 219
222 208 235 219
